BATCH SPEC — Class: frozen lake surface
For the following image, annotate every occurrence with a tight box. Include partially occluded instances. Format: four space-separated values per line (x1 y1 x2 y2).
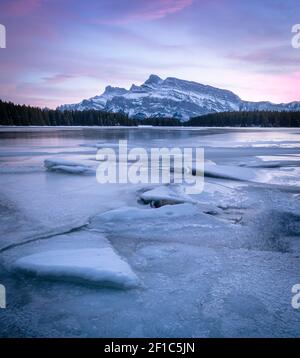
0 126 299 337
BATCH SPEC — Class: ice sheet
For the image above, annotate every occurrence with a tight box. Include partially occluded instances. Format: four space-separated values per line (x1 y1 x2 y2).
0 127 300 338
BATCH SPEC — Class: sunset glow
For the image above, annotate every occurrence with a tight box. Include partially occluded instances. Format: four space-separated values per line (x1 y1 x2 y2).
0 0 299 108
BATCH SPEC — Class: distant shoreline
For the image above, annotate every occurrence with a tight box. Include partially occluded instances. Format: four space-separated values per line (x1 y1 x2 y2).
0 126 299 131
1 100 300 127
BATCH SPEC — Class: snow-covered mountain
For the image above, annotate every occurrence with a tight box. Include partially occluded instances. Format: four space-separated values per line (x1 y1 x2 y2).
58 75 300 121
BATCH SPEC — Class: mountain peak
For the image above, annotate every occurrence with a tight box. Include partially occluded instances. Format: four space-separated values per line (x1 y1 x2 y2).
144 74 163 86
103 85 127 96
58 74 300 121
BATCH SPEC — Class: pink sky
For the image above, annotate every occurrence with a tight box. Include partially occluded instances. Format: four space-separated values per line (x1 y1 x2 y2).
0 0 299 108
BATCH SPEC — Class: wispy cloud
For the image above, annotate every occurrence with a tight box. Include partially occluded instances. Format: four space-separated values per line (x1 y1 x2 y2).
0 0 299 108
42 74 76 84
96 0 194 24
229 45 300 73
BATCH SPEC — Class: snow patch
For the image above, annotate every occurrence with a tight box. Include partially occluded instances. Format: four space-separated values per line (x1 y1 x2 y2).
44 158 95 175
91 203 198 226
13 248 139 289
139 185 196 207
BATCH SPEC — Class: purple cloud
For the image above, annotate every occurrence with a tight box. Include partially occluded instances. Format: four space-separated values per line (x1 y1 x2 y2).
95 0 194 24
0 0 299 108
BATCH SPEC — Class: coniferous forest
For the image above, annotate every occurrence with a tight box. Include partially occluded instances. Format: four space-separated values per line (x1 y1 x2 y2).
0 100 299 127
187 110 300 127
0 100 137 126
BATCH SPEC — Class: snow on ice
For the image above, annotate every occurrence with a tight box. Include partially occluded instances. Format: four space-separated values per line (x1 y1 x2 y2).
138 185 196 207
0 127 300 338
44 158 95 175
14 248 139 289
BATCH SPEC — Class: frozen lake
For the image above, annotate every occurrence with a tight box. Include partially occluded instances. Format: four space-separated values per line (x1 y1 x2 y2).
0 126 299 337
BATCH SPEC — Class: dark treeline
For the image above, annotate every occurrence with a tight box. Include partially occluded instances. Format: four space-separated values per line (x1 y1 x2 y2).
0 100 137 126
0 100 181 127
187 111 300 127
0 100 300 127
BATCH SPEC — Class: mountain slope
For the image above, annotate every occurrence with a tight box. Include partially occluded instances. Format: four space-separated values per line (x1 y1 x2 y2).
58 75 300 121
